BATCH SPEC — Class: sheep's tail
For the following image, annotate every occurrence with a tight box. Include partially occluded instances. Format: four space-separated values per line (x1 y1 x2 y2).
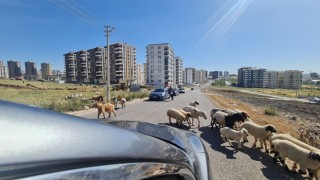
308 151 320 162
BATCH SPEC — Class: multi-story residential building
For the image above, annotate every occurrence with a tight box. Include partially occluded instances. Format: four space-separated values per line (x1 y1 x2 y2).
41 62 51 80
25 61 37 80
185 67 196 85
146 43 174 87
211 71 222 79
266 71 281 88
7 60 22 78
143 63 148 85
65 43 137 84
195 69 207 84
136 64 144 85
238 67 266 88
109 43 136 84
224 71 229 80
284 70 303 89
0 61 9 79
174 57 183 86
310 72 319 79
182 69 186 85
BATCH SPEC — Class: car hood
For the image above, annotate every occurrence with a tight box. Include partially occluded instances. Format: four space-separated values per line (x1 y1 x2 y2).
0 100 211 180
150 92 165 95
108 121 211 180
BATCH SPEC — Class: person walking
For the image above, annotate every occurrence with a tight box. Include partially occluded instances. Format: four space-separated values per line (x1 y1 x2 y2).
167 86 175 101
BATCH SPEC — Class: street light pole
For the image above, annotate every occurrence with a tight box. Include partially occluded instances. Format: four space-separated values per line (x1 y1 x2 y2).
104 25 114 103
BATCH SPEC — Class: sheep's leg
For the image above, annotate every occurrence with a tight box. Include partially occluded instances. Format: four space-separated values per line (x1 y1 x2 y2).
108 112 111 118
298 166 307 175
191 118 194 126
273 152 279 164
237 140 242 150
113 110 117 117
307 169 314 180
227 138 233 147
262 140 269 153
197 118 200 128
210 118 214 129
97 109 101 119
252 137 258 148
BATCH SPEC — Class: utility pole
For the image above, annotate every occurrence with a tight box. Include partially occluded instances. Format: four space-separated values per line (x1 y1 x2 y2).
104 25 114 103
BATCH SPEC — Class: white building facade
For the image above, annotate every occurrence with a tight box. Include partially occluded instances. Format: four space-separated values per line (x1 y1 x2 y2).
136 64 144 85
146 43 174 87
195 69 207 84
174 57 183 86
185 67 196 85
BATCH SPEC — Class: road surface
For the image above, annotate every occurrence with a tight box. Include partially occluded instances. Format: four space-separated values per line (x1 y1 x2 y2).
70 88 301 180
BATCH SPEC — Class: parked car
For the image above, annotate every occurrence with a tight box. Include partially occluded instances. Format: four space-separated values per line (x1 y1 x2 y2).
0 100 212 180
179 87 186 93
149 88 170 100
173 88 180 96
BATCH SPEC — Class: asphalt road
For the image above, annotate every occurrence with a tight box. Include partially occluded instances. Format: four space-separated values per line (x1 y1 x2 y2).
72 88 301 180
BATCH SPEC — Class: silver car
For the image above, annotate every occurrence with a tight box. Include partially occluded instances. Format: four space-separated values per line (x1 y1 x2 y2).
0 100 212 180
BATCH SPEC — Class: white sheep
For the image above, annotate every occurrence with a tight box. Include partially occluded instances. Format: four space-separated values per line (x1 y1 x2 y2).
269 133 320 172
182 106 207 128
178 109 192 127
239 122 276 153
211 111 229 128
189 100 199 107
220 127 249 150
167 108 191 127
271 139 320 179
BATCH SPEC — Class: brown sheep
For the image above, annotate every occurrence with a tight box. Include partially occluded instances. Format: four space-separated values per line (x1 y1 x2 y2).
92 102 116 119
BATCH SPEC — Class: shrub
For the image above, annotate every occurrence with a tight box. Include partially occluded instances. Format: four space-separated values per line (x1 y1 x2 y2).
264 107 277 115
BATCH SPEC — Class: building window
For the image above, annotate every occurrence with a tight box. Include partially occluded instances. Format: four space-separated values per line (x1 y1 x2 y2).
158 61 161 64
151 56 154 59
151 51 154 55
158 75 162 78
158 56 161 59
158 70 162 73
158 51 161 54
151 66 154 69
158 46 161 49
158 80 161 83
151 75 154 78
151 80 154 82
151 70 154 73
158 65 162 69
150 47 154 50
150 61 154 64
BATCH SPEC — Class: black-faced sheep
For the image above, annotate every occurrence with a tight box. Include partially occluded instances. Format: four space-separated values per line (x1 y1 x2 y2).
220 127 249 150
182 106 207 128
211 111 246 130
239 122 276 153
189 100 199 107
271 139 320 179
167 108 192 127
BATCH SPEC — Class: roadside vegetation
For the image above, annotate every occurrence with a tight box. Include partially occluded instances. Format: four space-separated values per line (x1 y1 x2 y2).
0 79 150 112
209 84 320 98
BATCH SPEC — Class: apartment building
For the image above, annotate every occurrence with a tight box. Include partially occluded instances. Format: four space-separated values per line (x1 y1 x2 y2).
195 69 208 84
265 70 302 89
136 64 144 85
25 61 37 80
174 57 183 86
143 63 148 85
185 67 196 85
238 67 266 88
0 61 9 78
284 70 303 89
266 71 281 88
146 43 174 87
109 43 136 84
41 62 51 80
64 43 137 84
224 71 229 80
7 60 22 78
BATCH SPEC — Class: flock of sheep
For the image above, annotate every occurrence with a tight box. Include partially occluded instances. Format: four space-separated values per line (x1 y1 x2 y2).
166 101 320 180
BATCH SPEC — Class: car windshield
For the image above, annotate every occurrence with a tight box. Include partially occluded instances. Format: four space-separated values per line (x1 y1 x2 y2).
154 89 164 92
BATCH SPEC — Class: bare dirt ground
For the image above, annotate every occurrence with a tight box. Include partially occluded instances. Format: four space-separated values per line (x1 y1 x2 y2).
202 88 320 149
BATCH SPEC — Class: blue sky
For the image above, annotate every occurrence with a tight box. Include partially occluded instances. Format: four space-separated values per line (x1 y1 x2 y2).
1 0 320 74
